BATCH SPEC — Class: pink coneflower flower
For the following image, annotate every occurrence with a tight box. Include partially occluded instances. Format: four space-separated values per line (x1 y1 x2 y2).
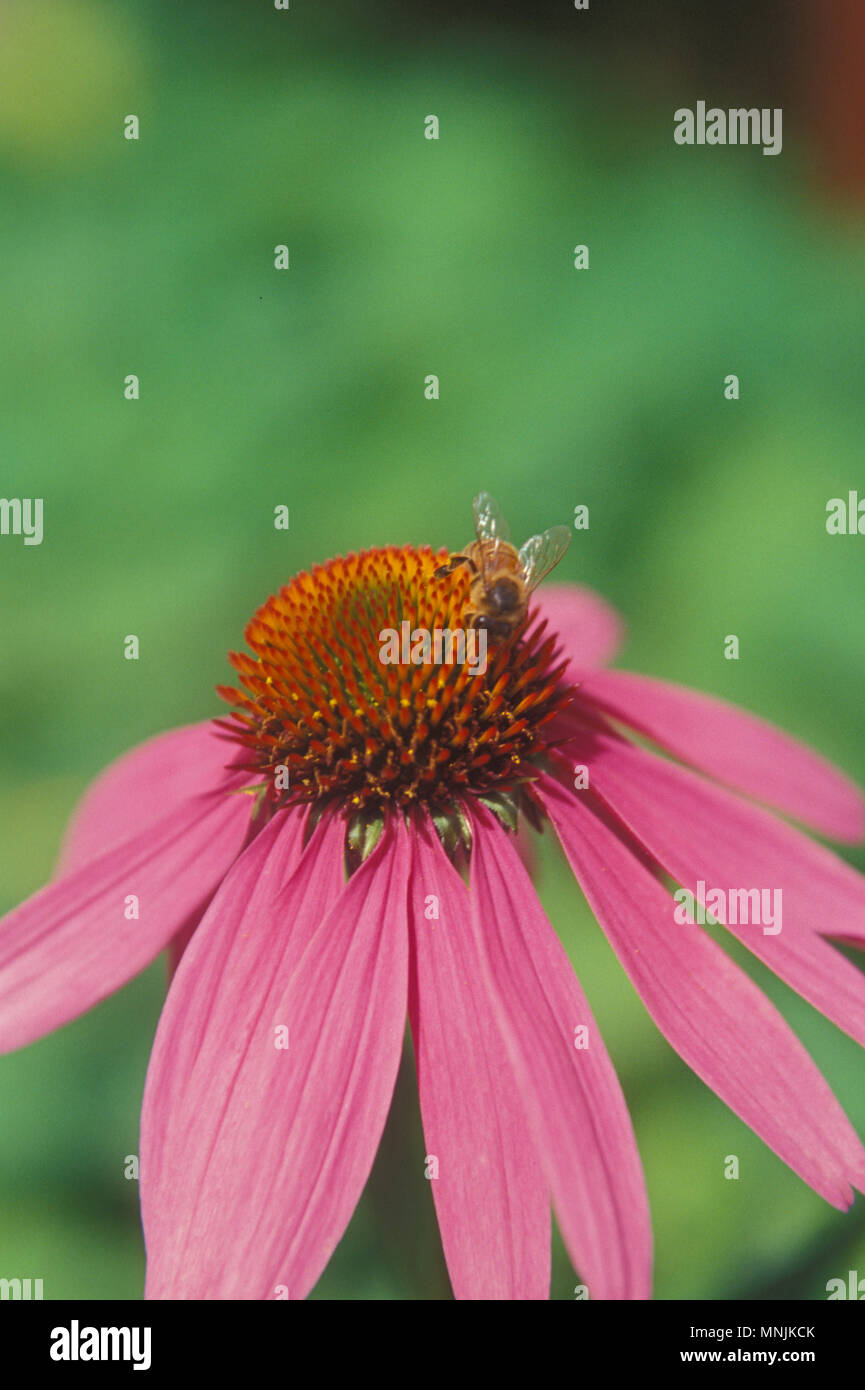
2 536 864 1302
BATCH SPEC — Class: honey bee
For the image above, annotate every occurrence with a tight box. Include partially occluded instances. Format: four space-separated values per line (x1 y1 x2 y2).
435 491 571 641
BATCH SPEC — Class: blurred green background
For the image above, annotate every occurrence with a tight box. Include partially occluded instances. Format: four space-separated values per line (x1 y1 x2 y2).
1 0 865 1300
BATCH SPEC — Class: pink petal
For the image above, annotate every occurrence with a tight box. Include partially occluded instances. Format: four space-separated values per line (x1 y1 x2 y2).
542 775 865 1207
142 812 408 1300
532 583 625 671
57 721 246 877
408 815 550 1300
0 791 250 1054
468 806 652 1300
165 802 310 985
583 734 865 1047
574 670 865 844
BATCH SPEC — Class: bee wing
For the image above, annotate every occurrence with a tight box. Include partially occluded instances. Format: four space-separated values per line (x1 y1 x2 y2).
518 525 571 593
473 492 511 544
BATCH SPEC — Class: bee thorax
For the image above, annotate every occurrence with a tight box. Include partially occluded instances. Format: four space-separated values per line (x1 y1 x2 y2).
485 577 521 613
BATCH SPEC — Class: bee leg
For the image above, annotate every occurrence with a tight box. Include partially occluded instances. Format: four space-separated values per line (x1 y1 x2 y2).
434 555 475 578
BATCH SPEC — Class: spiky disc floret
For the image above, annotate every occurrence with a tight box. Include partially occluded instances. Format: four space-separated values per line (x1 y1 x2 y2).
217 546 572 854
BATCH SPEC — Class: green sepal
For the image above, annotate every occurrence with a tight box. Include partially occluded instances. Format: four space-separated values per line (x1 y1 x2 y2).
476 789 520 834
431 802 473 858
346 808 385 863
228 781 270 820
